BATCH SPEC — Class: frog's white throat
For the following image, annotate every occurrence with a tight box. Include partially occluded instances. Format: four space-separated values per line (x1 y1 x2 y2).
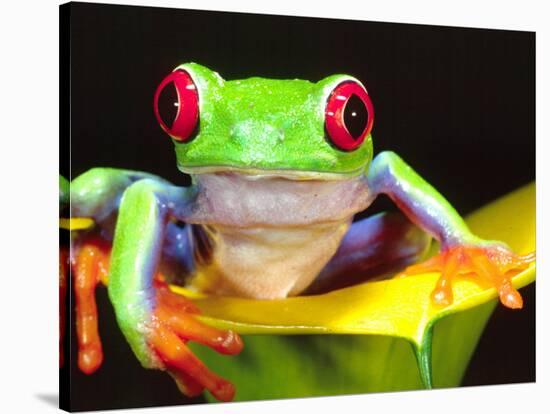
185 172 374 299
189 172 373 227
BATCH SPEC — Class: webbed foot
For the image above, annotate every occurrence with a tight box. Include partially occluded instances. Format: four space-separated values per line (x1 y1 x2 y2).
148 281 243 401
399 243 535 308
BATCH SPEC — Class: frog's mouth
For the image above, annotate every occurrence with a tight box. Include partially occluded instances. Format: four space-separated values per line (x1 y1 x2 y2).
179 165 365 181
188 171 374 227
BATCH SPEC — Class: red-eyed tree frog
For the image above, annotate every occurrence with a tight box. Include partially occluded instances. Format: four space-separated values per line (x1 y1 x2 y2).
59 63 535 402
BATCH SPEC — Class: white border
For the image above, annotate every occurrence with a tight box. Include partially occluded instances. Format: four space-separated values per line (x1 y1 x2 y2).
0 1 546 413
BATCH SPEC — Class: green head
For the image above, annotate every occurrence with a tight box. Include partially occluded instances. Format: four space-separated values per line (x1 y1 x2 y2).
153 63 375 179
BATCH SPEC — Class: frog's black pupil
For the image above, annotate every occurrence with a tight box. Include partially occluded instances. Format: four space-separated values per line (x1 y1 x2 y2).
158 81 179 128
343 94 368 140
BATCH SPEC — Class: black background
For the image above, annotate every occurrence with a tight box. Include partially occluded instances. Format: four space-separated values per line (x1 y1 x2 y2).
62 2 535 411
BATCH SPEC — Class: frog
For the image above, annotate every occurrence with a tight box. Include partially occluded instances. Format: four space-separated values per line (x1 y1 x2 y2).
59 62 535 402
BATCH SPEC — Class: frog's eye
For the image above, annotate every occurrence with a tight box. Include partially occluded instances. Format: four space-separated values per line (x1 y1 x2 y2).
154 69 199 142
325 81 374 151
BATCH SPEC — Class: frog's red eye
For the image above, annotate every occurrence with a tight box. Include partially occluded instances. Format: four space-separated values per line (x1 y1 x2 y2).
324 81 374 151
154 69 199 142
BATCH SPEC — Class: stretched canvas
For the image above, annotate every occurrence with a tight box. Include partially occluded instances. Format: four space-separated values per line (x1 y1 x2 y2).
59 2 536 411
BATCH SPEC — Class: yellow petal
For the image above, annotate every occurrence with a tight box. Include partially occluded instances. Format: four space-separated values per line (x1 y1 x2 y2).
60 217 95 231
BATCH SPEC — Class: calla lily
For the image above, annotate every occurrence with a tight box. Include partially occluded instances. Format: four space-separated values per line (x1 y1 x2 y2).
170 183 535 401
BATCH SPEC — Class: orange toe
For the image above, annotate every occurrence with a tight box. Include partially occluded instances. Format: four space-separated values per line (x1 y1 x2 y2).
400 244 535 309
149 283 242 401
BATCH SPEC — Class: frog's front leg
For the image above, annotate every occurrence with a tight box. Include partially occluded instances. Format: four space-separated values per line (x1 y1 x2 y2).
63 168 201 375
63 169 169 373
108 179 243 402
366 151 535 308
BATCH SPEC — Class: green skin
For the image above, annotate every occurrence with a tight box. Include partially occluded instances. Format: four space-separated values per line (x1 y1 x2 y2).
66 63 513 387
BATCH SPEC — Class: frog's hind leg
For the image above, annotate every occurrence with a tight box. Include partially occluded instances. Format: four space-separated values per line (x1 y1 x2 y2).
68 222 195 375
158 221 196 286
71 235 111 374
306 212 432 294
